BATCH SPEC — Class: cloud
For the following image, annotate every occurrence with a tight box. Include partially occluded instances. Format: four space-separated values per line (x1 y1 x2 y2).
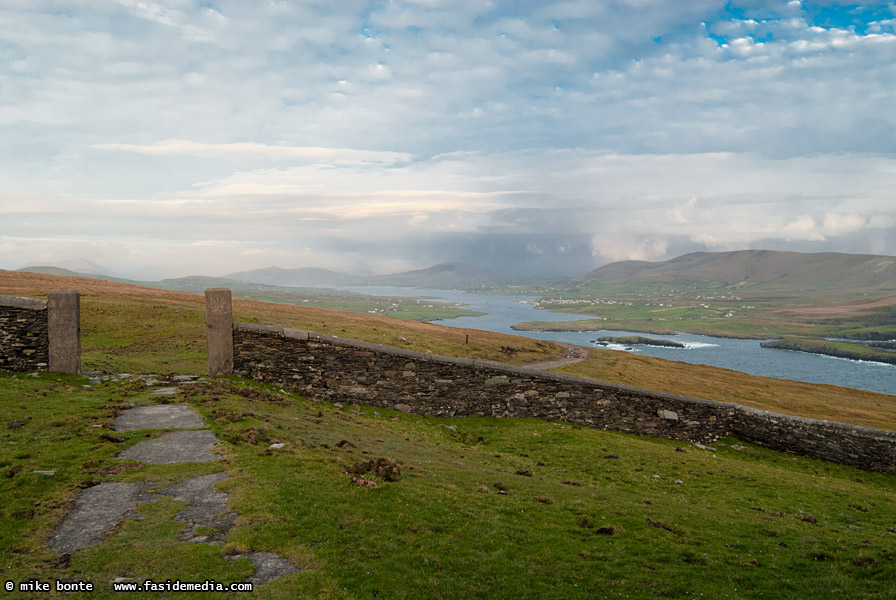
591 235 669 262
782 216 823 241
92 140 412 164
822 213 867 236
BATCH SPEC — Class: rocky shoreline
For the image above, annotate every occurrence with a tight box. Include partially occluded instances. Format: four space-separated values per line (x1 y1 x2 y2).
593 336 686 349
760 338 896 366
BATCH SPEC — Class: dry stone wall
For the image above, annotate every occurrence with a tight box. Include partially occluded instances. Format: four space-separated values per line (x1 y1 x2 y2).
231 322 896 474
0 295 49 372
233 322 735 443
730 408 896 475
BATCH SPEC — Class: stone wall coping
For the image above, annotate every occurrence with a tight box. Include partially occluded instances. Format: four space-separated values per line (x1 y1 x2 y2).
308 331 430 360
735 404 896 440
433 354 476 368
283 328 309 341
234 321 741 410
234 321 284 336
0 294 47 310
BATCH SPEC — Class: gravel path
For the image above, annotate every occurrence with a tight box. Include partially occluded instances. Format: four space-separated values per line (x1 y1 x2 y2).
523 342 589 371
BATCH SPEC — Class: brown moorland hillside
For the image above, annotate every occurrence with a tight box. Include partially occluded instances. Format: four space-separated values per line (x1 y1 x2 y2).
575 249 896 294
2 269 895 431
0 269 565 371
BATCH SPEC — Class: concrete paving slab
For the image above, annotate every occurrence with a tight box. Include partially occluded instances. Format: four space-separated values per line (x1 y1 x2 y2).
150 387 178 395
114 405 206 431
117 430 221 464
158 473 235 542
49 482 156 554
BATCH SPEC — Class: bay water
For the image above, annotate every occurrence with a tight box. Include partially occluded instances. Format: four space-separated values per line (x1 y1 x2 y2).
327 286 895 396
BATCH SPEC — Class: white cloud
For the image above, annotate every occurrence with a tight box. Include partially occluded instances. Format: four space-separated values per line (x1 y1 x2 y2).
821 213 866 236
92 140 412 164
591 235 669 263
782 216 822 240
116 0 181 27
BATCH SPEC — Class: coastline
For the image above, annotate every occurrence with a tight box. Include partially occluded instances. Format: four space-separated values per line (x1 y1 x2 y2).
761 338 896 366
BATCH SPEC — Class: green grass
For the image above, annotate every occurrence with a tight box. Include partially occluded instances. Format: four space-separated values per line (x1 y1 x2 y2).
3 374 896 598
81 302 207 374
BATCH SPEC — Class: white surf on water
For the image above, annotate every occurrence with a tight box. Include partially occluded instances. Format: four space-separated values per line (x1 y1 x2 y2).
600 343 638 352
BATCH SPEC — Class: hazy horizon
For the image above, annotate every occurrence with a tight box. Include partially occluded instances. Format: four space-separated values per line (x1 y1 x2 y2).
12 246 896 284
3 2 896 280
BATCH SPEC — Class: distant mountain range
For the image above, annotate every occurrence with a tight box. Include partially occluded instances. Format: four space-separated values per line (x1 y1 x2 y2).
574 250 896 294
14 267 292 295
15 250 896 296
23 259 119 277
19 265 135 285
222 266 366 287
14 261 529 294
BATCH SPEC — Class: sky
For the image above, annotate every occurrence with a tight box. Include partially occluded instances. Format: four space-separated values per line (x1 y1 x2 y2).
1 0 895 280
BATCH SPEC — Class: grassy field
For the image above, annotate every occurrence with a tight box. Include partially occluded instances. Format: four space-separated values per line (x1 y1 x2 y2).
2 374 895 598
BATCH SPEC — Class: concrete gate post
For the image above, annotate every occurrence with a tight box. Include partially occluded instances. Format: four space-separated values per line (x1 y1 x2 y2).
48 290 81 374
205 288 234 376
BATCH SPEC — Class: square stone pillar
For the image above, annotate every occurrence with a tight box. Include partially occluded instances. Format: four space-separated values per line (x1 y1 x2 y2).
205 288 234 376
48 290 81 374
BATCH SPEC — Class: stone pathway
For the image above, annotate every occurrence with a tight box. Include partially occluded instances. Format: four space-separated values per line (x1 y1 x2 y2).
114 405 206 430
49 376 300 586
49 482 156 554
116 429 222 464
524 342 590 371
159 473 235 544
